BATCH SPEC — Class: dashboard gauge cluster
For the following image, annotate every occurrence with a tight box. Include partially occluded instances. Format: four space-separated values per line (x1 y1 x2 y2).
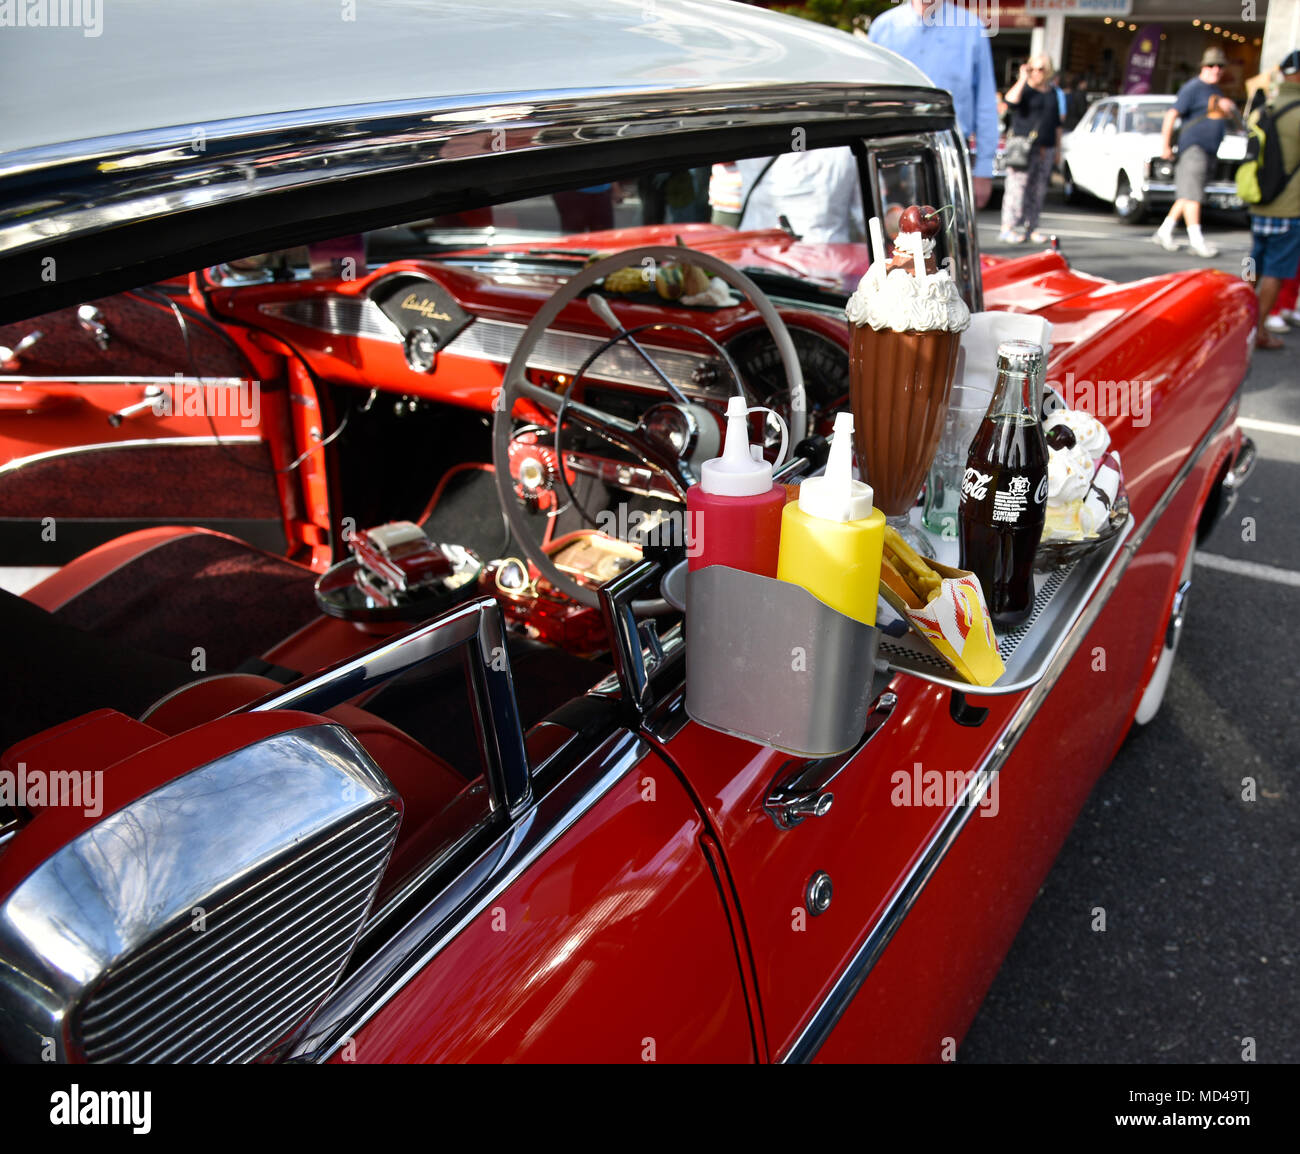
725 326 849 417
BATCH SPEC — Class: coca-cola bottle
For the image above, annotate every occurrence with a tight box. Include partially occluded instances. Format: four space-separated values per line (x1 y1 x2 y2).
959 340 1048 630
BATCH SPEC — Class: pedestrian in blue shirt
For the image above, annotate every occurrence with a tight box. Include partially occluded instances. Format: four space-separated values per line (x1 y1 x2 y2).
867 0 999 209
1152 47 1237 258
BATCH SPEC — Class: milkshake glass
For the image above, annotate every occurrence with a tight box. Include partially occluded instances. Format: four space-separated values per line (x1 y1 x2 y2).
845 239 971 553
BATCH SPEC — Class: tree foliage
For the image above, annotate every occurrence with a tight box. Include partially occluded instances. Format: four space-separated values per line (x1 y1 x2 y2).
768 0 895 34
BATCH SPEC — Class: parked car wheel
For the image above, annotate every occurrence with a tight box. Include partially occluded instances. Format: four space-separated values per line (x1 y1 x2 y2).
1133 547 1194 724
1113 173 1147 224
1061 163 1084 205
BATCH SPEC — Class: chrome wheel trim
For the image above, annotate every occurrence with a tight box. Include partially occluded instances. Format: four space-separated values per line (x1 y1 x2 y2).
1134 547 1194 725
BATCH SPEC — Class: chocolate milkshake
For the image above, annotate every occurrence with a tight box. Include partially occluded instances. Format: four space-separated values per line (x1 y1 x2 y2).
845 218 971 531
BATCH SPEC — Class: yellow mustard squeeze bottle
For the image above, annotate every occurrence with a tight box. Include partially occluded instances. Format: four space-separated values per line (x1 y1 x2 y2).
776 410 885 625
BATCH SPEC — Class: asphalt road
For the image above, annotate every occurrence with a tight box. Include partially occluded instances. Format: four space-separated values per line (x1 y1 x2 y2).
959 190 1299 1065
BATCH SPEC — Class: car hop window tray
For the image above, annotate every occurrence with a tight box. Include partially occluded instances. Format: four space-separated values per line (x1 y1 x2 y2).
876 515 1133 696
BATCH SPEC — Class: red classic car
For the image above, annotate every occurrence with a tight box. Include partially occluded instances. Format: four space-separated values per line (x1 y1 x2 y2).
0 0 1256 1065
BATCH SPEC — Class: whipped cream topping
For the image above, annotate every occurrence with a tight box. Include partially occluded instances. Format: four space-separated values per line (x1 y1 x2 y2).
1047 444 1093 506
845 265 971 334
1045 409 1110 465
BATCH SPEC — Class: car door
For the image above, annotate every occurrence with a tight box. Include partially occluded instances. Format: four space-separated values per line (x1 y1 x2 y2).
0 281 287 565
273 596 759 1063
1085 101 1120 200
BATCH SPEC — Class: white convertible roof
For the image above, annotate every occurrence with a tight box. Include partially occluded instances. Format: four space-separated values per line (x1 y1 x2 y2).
2 0 931 156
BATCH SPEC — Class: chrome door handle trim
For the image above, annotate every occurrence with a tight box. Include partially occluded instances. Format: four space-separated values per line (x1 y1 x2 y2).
763 692 897 830
77 304 110 349
0 330 42 368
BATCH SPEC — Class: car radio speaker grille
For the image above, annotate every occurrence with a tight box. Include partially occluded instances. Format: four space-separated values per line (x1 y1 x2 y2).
0 723 401 1064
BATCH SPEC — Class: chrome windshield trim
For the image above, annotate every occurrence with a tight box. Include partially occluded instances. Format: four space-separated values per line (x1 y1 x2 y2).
253 598 531 819
290 727 647 1062
1 84 952 260
866 130 982 313
0 435 262 477
781 396 1239 1063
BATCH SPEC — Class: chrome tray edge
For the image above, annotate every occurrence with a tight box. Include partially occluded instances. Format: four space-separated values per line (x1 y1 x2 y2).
879 514 1134 696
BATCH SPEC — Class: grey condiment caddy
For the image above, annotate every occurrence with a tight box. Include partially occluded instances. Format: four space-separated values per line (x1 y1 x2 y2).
684 564 880 758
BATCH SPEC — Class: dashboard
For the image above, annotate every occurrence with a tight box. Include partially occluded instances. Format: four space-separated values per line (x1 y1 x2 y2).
215 256 853 435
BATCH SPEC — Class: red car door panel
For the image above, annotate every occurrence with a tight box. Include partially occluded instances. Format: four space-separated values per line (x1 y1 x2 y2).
657 686 1021 1059
341 752 756 1063
0 287 289 562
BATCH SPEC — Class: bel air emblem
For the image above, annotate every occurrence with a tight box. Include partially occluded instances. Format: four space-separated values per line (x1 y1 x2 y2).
400 292 451 322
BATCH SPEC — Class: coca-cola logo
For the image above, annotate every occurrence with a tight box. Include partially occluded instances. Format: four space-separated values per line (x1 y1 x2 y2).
1035 475 1048 504
961 467 992 501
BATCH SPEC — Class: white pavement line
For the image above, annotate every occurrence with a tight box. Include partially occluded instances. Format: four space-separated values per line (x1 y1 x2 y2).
1238 417 1300 438
1194 552 1300 588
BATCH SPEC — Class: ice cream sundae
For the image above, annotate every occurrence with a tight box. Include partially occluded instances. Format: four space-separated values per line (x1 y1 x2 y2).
845 207 972 540
1042 415 1122 541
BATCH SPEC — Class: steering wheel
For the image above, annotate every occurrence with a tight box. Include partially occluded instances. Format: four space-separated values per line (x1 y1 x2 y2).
493 245 806 612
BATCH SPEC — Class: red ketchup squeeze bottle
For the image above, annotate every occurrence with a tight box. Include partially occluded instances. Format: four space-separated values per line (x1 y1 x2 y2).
686 395 786 576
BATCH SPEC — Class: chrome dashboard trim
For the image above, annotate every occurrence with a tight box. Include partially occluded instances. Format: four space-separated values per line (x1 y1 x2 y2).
781 396 1239 1063
443 317 723 396
0 435 262 477
258 299 403 344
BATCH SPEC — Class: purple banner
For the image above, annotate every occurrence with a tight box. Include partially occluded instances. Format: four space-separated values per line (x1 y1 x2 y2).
1122 25 1163 95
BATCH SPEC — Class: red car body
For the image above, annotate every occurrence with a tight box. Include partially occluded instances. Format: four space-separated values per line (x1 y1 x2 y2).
0 0 1256 1064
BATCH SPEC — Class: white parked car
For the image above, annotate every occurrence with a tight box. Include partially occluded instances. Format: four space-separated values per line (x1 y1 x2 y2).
1060 94 1246 223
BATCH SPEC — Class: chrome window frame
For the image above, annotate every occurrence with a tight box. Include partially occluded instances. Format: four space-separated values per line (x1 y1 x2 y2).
865 130 982 311
253 596 532 818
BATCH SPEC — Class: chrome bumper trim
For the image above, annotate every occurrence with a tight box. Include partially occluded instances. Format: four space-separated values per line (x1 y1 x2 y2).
1223 435 1256 494
1215 434 1255 525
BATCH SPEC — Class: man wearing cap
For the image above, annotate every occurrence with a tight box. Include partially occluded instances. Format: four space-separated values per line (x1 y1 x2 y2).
1249 50 1300 350
1152 47 1237 258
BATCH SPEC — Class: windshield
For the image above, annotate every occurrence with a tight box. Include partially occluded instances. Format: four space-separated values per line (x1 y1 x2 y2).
1126 102 1174 134
218 141 953 303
